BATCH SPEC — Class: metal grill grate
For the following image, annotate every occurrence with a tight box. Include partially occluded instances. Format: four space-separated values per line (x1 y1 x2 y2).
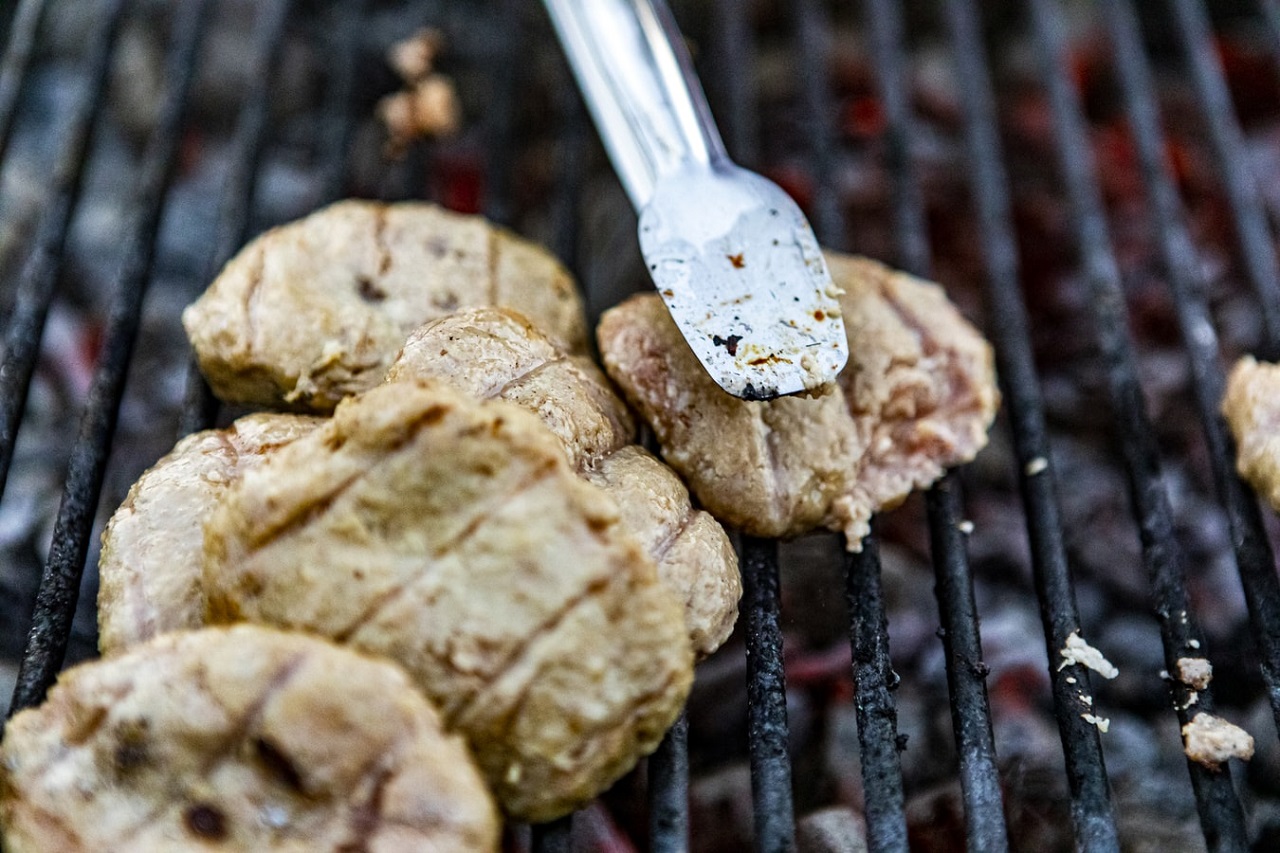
1 1 1279 851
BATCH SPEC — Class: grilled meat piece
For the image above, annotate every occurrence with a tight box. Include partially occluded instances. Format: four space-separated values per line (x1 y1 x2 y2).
387 307 740 657
598 252 998 547
0 626 499 853
97 413 321 655
826 253 998 543
182 200 587 413
1222 355 1280 512
203 380 693 821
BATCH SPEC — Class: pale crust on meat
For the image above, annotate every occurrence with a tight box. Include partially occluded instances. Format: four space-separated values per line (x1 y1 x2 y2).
202 381 693 821
97 413 321 656
182 200 587 413
0 626 498 853
598 251 998 547
1222 355 1280 512
387 307 741 657
385 307 633 467
827 254 999 543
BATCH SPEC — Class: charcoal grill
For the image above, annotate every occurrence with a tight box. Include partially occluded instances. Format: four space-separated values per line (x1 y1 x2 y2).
1 0 1279 850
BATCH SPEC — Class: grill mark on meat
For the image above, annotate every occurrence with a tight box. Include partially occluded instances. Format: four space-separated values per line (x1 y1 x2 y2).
372 206 392 277
238 467 368 552
336 766 393 852
751 407 786 523
241 243 267 356
237 407 451 551
649 505 699 563
13 803 85 849
198 653 308 777
102 655 309 850
486 636 685 808
489 354 560 402
486 227 499 306
333 466 557 643
455 572 616 735
253 736 306 794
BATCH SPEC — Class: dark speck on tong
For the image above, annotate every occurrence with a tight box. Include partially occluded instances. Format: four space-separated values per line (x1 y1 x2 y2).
712 334 742 356
741 382 776 401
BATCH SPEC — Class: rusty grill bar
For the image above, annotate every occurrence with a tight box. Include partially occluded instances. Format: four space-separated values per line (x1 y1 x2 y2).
1 2 1279 852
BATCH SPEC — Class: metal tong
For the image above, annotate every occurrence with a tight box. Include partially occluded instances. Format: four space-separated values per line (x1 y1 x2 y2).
542 0 848 400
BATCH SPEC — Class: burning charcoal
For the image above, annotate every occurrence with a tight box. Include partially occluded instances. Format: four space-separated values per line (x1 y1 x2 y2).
689 763 754 853
796 806 868 853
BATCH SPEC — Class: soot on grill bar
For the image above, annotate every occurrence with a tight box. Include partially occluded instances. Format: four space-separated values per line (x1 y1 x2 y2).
1 0 1280 851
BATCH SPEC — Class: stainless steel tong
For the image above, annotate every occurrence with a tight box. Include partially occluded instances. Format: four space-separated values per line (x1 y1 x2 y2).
542 0 848 400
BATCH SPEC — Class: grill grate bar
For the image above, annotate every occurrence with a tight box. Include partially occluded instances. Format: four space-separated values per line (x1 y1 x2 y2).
316 0 366 206
862 0 929 276
0 0 127 506
0 0 47 167
925 479 1009 851
8 0 213 715
789 0 843 252
786 5 912 847
178 0 295 438
1026 0 1251 846
1168 0 1280 354
741 536 796 852
648 712 689 852
861 0 1009 847
844 532 909 853
942 0 1121 848
1105 0 1280 745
